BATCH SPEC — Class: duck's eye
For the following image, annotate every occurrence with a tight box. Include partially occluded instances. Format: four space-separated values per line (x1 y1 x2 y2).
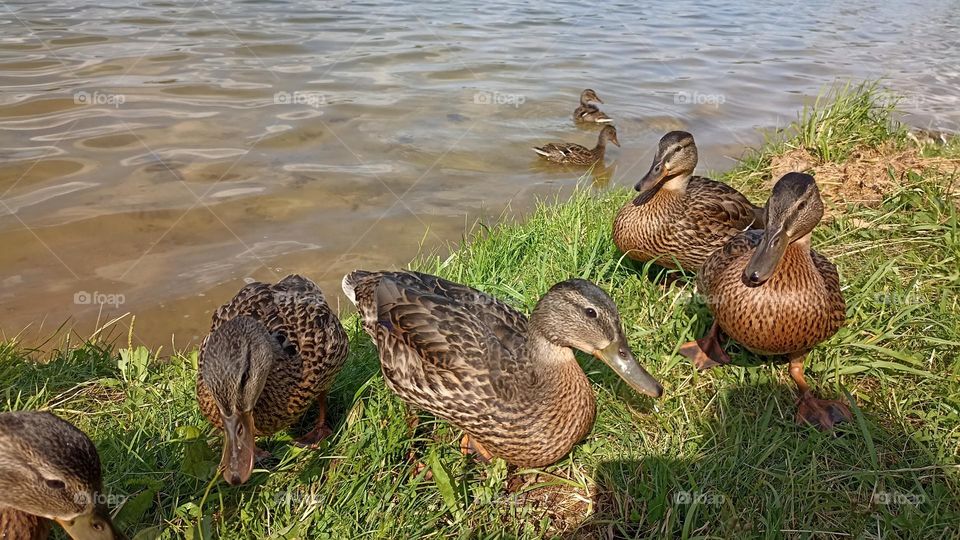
797 201 807 211
585 308 598 318
45 479 66 490
92 521 104 532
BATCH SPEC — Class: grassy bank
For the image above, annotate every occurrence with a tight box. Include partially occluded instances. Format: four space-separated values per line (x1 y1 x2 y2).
4 84 959 539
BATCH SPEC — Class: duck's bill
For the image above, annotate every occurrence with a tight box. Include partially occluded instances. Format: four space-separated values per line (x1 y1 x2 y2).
220 411 256 486
57 507 124 540
634 161 667 195
594 340 664 398
743 228 788 287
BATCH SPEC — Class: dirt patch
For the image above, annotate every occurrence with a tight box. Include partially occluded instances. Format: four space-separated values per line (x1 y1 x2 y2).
768 138 960 209
504 473 594 534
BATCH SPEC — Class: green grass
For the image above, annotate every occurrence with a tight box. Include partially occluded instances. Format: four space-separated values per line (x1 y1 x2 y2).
3 85 959 539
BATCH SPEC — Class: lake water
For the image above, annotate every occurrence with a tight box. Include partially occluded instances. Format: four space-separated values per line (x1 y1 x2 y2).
1 0 958 348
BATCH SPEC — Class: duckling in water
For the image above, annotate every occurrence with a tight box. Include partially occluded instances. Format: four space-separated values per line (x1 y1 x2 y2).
534 125 620 166
573 89 613 124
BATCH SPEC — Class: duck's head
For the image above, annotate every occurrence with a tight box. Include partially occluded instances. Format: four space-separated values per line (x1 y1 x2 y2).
743 172 824 287
598 125 620 148
201 315 279 486
580 88 603 106
0 411 122 540
530 279 663 398
635 131 697 197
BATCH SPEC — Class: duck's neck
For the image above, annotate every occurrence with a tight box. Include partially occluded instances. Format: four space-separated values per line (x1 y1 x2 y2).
523 330 594 405
661 171 692 192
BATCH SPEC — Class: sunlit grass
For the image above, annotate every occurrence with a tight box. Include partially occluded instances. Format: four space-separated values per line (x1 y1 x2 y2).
3 84 959 539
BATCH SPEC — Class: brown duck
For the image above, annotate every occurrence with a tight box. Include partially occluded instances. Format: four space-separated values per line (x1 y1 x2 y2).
533 124 620 166
680 172 850 430
342 270 663 467
573 89 613 124
0 411 122 540
613 131 763 271
196 275 349 485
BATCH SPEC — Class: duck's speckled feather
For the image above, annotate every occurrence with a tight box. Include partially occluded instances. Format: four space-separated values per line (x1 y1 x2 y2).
346 270 596 467
196 275 348 436
698 230 845 355
613 176 762 271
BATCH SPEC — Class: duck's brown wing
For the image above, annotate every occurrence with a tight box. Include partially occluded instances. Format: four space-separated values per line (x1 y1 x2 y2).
347 270 527 351
534 142 592 162
687 177 764 232
199 275 348 433
203 275 345 363
810 250 847 333
698 229 763 293
348 270 537 408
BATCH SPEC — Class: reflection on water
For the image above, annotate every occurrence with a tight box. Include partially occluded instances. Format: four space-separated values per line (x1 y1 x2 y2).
0 0 957 347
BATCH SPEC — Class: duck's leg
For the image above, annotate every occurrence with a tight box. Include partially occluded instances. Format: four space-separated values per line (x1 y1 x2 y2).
294 394 333 447
789 352 851 430
460 433 493 462
679 321 732 370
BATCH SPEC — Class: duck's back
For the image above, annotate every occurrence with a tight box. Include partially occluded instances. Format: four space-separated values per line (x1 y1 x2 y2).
197 275 348 435
614 176 761 271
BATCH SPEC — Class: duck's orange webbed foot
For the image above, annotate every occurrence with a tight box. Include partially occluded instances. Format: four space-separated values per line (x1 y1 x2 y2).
679 321 732 371
460 434 493 462
796 391 852 431
789 352 851 431
294 396 334 447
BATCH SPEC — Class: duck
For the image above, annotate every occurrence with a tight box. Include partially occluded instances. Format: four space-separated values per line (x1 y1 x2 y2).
612 131 763 272
533 125 620 166
342 270 663 467
0 411 122 539
679 172 850 430
196 275 349 485
573 89 613 124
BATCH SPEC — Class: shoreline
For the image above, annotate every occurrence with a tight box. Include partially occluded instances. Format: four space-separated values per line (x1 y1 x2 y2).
3 83 959 538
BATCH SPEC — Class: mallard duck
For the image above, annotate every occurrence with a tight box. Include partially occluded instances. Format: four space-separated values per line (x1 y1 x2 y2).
534 125 619 166
573 89 612 124
612 131 763 272
679 172 849 430
0 411 122 539
196 275 349 485
342 270 663 467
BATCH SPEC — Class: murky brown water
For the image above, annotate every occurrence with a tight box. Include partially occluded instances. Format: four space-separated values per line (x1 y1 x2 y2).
1 0 958 348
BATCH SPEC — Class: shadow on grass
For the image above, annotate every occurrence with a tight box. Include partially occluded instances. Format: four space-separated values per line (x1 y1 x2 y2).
567 380 960 539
